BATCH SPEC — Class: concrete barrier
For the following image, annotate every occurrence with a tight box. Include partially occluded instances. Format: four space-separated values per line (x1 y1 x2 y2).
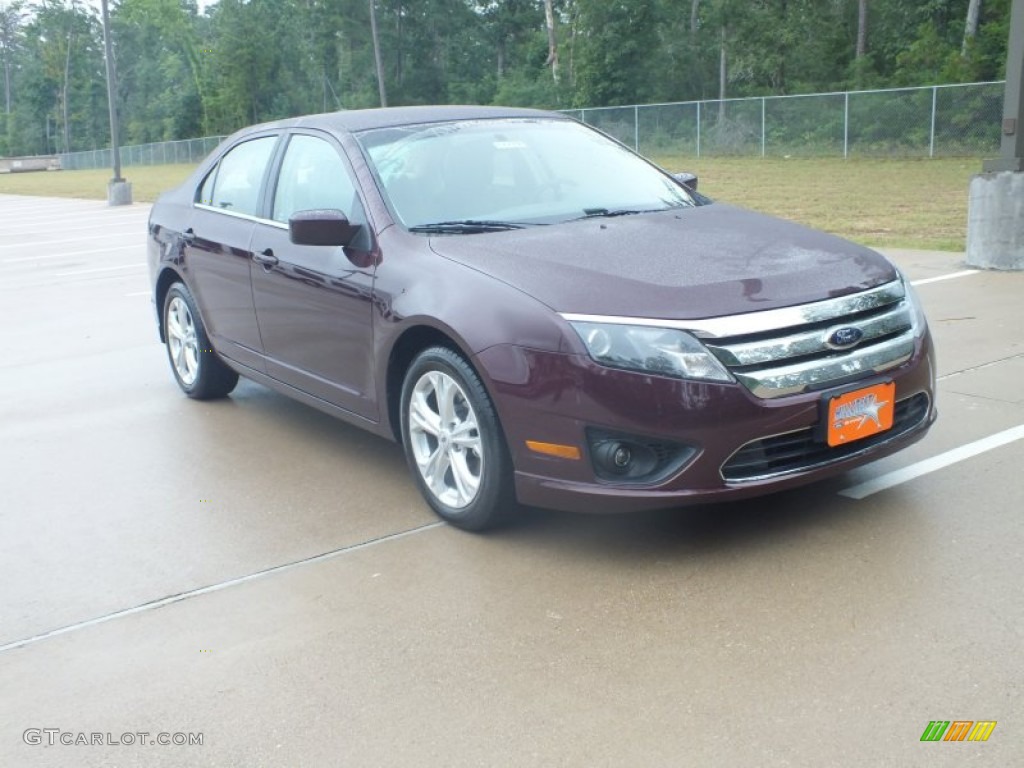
967 171 1024 270
0 155 61 173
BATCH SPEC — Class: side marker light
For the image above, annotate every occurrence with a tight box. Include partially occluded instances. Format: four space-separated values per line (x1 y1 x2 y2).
525 441 582 460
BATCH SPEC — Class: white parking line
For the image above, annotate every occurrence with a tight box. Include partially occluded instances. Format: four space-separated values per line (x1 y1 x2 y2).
839 424 1024 499
0 197 149 210
0 233 115 249
3 244 140 263
3 222 147 237
55 263 145 276
910 270 979 286
0 521 446 655
0 212 149 226
938 352 1024 381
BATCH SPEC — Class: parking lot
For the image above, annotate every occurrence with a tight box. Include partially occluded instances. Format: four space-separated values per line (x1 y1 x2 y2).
1 192 1021 766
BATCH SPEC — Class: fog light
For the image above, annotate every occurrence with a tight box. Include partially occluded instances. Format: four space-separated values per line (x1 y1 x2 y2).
593 441 634 476
586 428 699 484
613 445 632 468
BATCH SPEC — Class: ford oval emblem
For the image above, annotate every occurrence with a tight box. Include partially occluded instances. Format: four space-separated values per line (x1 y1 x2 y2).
827 326 864 349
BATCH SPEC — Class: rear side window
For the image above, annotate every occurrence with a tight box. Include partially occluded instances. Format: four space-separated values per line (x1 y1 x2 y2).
197 168 216 207
202 136 276 216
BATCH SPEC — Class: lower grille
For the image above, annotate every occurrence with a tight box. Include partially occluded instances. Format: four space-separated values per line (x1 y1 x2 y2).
721 393 930 482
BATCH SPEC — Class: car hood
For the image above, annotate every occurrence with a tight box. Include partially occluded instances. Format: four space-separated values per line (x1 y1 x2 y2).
427 203 897 320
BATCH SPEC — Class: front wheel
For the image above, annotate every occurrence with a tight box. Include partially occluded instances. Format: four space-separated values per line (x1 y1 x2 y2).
400 347 515 531
163 283 239 399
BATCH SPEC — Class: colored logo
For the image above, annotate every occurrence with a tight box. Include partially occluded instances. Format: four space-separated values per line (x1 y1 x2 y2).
834 392 887 429
920 720 997 742
826 381 894 446
826 325 864 349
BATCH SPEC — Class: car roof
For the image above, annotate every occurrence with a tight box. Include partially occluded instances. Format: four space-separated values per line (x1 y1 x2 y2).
238 105 566 137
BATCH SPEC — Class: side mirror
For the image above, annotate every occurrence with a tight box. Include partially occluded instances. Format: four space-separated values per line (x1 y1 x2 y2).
672 172 698 191
289 209 360 246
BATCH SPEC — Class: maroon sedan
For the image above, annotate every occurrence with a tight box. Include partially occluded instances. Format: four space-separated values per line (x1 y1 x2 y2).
148 106 936 530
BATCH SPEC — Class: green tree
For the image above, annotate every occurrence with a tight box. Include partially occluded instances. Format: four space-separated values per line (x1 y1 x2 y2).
572 0 663 106
1 1 24 115
0 0 1014 157
7 0 106 155
112 0 205 143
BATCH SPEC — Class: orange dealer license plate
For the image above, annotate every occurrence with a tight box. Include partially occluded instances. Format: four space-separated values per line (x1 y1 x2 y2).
826 382 895 447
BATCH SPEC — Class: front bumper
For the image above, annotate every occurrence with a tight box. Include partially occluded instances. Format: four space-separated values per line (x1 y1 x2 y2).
475 331 936 514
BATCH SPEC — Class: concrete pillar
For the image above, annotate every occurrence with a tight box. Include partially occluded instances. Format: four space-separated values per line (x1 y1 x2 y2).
107 180 133 206
967 173 1023 268
966 0 1023 270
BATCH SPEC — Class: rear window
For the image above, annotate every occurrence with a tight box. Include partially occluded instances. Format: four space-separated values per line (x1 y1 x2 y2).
199 136 277 217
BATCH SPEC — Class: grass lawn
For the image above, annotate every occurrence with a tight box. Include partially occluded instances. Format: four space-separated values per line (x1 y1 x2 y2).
0 156 980 251
0 164 196 205
651 155 978 251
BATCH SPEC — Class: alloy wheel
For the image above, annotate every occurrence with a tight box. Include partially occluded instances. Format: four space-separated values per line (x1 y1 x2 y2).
407 370 484 509
166 295 199 386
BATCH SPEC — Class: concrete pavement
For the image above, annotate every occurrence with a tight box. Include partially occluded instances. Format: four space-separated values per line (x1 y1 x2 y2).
1 196 1021 766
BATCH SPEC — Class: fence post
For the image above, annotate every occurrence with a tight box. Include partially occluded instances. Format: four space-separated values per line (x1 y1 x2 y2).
929 85 937 157
634 105 639 151
761 97 766 156
843 92 849 158
696 101 701 158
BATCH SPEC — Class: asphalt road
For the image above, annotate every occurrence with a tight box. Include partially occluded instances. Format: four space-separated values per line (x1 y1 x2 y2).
1 193 1021 767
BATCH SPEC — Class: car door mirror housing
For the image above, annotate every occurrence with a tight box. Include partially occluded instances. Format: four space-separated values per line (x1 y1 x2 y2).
289 209 360 246
672 172 698 191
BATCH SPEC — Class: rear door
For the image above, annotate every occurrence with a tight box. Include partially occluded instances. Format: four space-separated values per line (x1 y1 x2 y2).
186 134 278 370
249 131 378 420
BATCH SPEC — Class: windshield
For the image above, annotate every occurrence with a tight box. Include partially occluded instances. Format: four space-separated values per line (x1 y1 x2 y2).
356 118 698 230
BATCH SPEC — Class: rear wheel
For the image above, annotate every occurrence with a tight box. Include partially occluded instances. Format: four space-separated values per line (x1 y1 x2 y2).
163 283 238 399
400 347 515 531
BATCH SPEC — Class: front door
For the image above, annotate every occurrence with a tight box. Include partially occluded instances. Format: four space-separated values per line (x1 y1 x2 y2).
250 132 377 420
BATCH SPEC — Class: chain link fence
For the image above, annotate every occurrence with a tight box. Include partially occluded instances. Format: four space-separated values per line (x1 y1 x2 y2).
58 135 227 171
54 81 1003 171
569 81 1005 159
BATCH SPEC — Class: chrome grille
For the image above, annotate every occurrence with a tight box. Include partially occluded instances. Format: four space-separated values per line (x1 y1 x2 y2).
695 280 915 399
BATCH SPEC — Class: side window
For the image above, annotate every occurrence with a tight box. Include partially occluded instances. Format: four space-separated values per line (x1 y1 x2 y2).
272 135 366 227
197 167 216 207
207 136 276 216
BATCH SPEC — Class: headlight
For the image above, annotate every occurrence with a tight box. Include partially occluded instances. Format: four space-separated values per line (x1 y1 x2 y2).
569 321 733 382
899 272 928 337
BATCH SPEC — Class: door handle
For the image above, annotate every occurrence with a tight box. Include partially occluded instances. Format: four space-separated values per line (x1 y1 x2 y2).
253 248 279 267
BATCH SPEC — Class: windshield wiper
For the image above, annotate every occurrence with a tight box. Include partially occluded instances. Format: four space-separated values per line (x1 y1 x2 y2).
573 207 663 221
408 219 529 234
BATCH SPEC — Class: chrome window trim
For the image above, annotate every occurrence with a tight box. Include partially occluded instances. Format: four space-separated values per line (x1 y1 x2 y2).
560 279 905 339
193 203 287 230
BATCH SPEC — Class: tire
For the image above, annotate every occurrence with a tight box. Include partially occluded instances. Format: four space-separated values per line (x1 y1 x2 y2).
400 346 516 531
162 282 239 399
